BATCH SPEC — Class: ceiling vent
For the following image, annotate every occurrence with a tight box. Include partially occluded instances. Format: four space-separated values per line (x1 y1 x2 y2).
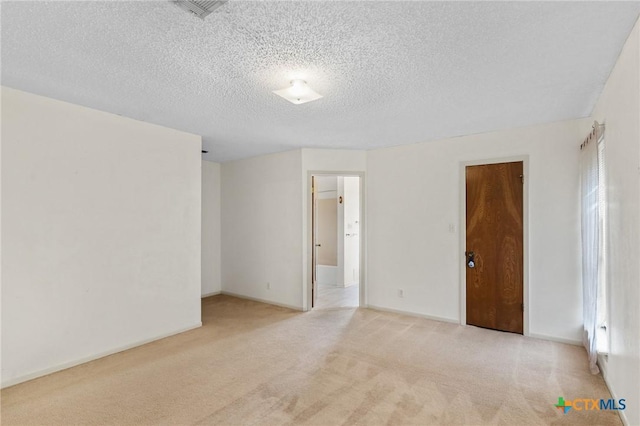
172 1 228 20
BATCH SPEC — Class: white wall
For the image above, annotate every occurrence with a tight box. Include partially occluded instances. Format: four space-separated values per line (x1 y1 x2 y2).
221 150 303 309
588 18 640 426
1 87 202 387
202 160 221 296
301 149 367 174
367 119 584 342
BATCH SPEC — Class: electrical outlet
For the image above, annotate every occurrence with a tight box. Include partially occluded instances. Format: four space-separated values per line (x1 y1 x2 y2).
398 289 404 298
267 282 271 290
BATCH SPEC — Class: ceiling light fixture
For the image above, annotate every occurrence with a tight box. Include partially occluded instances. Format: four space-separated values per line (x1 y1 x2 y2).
273 80 323 105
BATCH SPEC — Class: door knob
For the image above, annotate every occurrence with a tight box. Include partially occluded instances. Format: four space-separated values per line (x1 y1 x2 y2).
466 251 475 268
315 244 321 247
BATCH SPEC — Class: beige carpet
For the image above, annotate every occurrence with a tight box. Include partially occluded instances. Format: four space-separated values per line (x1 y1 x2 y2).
1 295 620 425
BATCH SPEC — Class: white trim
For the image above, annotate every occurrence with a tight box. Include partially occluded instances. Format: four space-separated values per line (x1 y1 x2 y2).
201 291 221 298
221 291 303 311
306 171 366 311
459 156 530 336
366 305 459 324
1 322 202 389
527 332 581 346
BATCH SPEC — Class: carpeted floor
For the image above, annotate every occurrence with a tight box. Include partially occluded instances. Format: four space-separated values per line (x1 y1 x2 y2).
1 295 620 425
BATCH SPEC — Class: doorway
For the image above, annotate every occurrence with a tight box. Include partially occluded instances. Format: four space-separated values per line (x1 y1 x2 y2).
311 175 361 309
464 161 524 334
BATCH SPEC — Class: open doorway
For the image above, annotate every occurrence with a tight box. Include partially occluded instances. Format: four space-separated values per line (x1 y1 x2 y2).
311 175 361 309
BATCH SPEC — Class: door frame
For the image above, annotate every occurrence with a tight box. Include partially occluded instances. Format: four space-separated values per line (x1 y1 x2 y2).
305 171 366 310
458 156 530 336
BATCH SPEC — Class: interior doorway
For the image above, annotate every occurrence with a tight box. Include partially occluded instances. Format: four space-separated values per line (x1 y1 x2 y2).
311 175 361 309
465 161 524 334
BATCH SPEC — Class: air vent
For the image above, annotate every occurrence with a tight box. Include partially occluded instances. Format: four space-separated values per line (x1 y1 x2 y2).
172 1 227 20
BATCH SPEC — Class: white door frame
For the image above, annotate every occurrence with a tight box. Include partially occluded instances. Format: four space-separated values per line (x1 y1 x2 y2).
306 171 366 310
458 156 530 336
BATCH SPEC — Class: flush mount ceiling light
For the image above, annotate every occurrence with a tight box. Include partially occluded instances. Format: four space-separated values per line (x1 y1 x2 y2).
172 0 228 20
273 80 323 105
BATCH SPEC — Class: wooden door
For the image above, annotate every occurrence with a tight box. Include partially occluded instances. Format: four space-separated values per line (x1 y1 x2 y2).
466 162 523 334
311 176 318 308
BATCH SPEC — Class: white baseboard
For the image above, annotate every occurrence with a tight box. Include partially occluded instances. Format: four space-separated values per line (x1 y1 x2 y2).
317 265 337 286
221 291 303 311
201 291 221 298
366 304 459 324
1 322 202 389
528 332 581 346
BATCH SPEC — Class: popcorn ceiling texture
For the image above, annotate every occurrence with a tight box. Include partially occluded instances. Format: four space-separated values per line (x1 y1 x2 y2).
2 1 639 162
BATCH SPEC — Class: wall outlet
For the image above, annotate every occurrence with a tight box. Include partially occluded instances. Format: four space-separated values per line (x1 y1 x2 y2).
398 289 404 298
267 282 271 290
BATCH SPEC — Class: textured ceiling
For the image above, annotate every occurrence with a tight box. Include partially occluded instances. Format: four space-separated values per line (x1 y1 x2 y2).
3 1 640 162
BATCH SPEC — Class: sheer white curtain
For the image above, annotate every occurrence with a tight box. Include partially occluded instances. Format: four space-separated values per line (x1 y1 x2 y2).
580 128 600 375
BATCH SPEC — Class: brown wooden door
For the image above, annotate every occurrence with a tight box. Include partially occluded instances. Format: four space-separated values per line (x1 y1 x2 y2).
466 162 523 334
311 176 318 308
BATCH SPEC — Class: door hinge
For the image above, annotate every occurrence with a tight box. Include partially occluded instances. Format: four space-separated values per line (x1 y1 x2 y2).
521 303 524 312
519 174 524 184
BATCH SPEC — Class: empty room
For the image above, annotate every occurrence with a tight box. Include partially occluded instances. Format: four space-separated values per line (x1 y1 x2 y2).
1 1 639 425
